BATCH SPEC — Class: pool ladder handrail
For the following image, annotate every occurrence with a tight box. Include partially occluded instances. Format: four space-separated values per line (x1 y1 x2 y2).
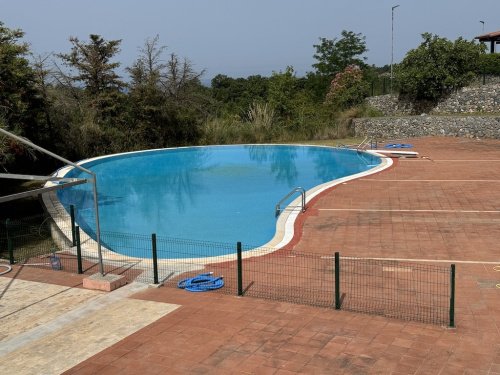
275 187 306 217
356 136 369 150
356 136 378 151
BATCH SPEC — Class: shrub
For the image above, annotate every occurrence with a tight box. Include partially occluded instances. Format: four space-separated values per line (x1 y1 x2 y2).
478 53 500 75
324 65 369 111
397 33 484 101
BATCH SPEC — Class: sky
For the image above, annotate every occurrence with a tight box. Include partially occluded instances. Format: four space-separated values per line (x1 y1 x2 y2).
1 0 499 81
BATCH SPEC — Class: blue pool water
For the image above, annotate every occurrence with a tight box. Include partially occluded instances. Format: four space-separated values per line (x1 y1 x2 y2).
57 145 381 258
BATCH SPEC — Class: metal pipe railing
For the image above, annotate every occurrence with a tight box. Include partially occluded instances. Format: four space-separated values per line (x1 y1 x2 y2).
0 127 105 275
275 187 306 217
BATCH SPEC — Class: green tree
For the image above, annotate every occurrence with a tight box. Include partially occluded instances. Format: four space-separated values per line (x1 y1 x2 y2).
126 35 167 147
0 22 48 169
478 53 500 75
312 30 368 76
309 30 368 100
268 66 297 120
397 33 485 101
159 53 210 144
127 37 208 147
211 74 268 116
57 34 125 120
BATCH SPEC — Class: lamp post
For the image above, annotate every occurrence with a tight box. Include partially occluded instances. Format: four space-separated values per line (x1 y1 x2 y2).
479 21 486 83
391 4 400 95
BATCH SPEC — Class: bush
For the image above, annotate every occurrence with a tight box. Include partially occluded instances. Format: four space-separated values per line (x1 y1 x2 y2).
397 33 484 101
324 65 369 111
478 54 500 75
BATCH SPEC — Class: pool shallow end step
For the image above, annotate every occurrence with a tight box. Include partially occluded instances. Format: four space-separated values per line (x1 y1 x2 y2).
83 273 127 292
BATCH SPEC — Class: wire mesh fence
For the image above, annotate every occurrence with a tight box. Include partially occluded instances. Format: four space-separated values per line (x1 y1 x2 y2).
157 236 238 295
367 74 500 97
338 256 452 326
238 246 335 308
0 213 454 326
368 76 399 97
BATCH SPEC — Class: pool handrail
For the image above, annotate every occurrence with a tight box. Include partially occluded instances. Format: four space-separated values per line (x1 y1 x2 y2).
275 187 306 217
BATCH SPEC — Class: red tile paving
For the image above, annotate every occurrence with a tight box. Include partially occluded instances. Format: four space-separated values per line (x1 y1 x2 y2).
6 136 500 374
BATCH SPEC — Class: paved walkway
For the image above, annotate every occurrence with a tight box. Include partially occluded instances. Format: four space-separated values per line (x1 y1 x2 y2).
0 275 178 374
2 137 500 374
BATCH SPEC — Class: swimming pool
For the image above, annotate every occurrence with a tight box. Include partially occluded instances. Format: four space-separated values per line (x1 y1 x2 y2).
56 145 384 258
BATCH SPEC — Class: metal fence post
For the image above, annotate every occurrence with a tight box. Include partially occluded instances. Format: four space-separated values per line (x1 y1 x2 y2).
237 242 243 296
75 226 83 274
8 238 14 265
335 252 341 310
449 264 456 328
152 233 159 284
70 205 76 246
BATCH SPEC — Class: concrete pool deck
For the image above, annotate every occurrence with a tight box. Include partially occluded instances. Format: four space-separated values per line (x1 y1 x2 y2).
1 136 500 374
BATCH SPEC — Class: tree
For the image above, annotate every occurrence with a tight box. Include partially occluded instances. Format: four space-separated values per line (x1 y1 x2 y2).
397 33 485 101
0 22 47 169
268 66 297 119
127 37 208 147
128 35 165 90
126 35 166 146
211 74 269 116
310 30 368 100
478 53 500 75
324 65 369 111
312 30 368 77
57 34 125 119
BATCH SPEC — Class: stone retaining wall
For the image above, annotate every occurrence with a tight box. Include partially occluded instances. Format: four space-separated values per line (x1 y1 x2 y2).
353 115 500 139
366 83 500 116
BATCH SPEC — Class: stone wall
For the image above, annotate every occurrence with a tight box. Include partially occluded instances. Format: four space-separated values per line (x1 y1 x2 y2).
354 115 500 139
366 83 500 116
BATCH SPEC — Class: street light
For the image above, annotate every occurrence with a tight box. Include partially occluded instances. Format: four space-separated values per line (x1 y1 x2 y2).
391 4 400 95
480 20 485 33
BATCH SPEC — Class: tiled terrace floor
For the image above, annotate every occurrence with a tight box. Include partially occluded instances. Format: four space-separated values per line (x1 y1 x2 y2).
2 136 500 374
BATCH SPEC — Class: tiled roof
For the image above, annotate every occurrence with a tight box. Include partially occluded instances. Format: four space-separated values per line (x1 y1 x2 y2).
476 30 500 41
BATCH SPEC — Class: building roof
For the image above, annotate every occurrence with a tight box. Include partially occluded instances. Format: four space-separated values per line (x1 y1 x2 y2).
475 30 500 42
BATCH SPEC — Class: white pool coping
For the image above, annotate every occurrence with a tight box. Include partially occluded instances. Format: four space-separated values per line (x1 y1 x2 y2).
43 145 393 273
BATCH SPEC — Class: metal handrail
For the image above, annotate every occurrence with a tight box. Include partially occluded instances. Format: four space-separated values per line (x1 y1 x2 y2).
356 136 369 150
275 187 306 217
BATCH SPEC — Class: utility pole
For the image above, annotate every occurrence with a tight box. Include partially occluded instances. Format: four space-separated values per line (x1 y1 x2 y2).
391 4 400 95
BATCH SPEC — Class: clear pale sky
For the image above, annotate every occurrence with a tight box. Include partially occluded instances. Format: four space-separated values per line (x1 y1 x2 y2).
2 0 499 80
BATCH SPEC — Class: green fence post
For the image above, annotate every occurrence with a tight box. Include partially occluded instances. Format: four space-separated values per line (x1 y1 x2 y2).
449 264 456 328
237 242 243 296
152 233 159 284
70 205 76 246
76 226 83 274
8 238 14 265
335 252 341 310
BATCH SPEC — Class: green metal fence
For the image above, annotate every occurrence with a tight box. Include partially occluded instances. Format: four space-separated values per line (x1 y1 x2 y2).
366 74 500 98
0 213 455 326
336 255 454 326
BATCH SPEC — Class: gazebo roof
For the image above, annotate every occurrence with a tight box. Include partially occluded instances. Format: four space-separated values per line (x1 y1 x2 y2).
475 30 500 42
